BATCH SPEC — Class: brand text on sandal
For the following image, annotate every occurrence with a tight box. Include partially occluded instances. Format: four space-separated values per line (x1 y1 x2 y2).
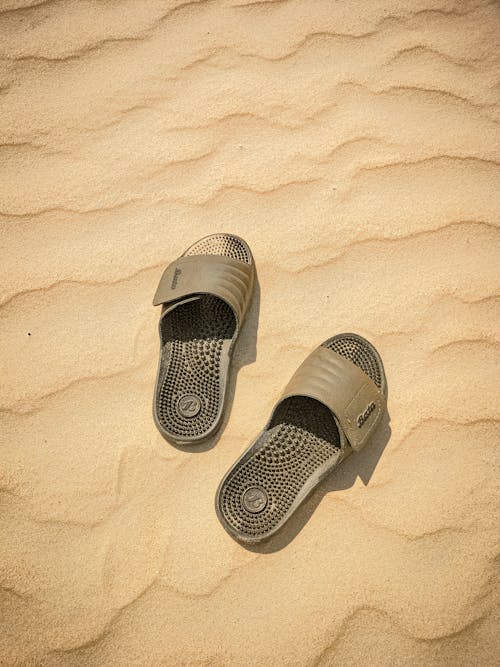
357 401 376 428
171 268 182 289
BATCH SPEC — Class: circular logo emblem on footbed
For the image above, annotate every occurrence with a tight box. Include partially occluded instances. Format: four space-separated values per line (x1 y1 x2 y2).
242 486 268 513
177 394 201 418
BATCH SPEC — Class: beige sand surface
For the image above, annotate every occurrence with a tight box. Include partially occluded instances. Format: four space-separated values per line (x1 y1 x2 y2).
1 1 499 665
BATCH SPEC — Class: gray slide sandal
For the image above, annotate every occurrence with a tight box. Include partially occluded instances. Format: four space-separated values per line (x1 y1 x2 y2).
152 233 255 445
216 334 388 543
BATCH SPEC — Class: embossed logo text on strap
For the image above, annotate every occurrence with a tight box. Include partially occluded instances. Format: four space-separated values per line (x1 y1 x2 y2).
357 401 376 428
171 267 182 289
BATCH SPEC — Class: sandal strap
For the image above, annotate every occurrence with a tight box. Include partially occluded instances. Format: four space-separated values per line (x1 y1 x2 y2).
278 345 386 451
153 254 253 327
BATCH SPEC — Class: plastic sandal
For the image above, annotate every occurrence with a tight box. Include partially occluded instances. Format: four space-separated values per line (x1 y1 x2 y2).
152 233 255 445
216 333 388 543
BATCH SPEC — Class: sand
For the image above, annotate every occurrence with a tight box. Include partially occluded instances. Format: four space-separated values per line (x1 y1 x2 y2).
1 0 499 665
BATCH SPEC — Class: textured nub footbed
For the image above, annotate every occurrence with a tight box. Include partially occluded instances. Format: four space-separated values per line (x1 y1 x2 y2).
185 234 251 264
157 296 235 439
218 335 384 540
155 234 251 441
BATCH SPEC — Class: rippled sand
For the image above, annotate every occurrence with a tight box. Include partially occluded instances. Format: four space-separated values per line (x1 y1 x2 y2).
1 1 499 665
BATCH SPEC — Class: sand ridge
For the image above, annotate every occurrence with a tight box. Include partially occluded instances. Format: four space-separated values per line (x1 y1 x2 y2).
0 0 499 665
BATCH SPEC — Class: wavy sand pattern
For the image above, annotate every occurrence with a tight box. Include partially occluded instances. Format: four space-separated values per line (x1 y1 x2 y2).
1 0 499 665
